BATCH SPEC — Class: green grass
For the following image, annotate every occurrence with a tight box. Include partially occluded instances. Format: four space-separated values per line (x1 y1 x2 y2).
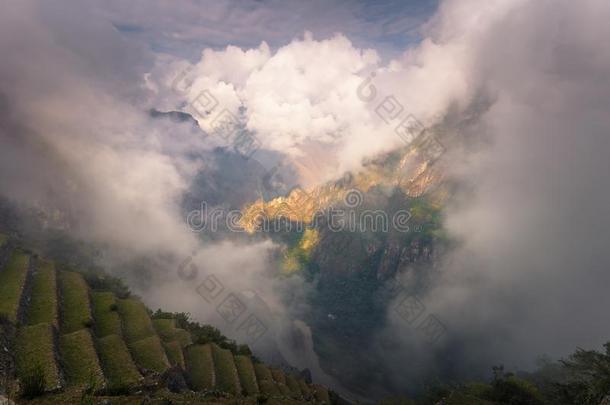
117 299 155 343
163 340 185 369
443 392 497 405
175 328 192 348
271 368 286 385
129 336 170 373
152 318 175 341
96 334 141 390
27 260 58 326
59 329 105 387
254 363 280 396
312 384 330 403
270 369 293 397
285 374 303 398
15 323 61 391
0 251 29 323
59 271 93 334
185 344 215 391
211 344 241 395
91 292 121 338
152 318 192 348
254 363 274 382
0 233 7 248
277 382 293 397
298 379 312 397
234 355 259 396
258 380 281 397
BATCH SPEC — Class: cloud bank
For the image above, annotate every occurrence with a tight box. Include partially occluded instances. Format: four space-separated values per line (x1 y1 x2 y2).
2 0 610 399
0 0 199 256
424 0 610 371
152 26 478 186
0 0 300 371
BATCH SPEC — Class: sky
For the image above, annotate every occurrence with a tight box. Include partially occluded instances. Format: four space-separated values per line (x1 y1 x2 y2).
1 0 610 399
97 0 438 60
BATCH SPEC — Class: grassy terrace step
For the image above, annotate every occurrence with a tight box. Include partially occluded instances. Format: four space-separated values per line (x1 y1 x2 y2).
59 329 105 387
211 344 241 395
298 379 312 398
96 334 141 390
312 384 331 403
286 374 303 398
153 318 192 348
91 292 122 338
185 344 215 391
163 340 185 369
271 368 286 385
277 381 293 397
117 299 155 343
59 271 93 334
234 355 259 396
26 260 58 326
152 318 175 341
174 328 193 347
129 336 170 373
15 323 61 391
271 369 293 397
254 363 281 396
0 251 29 323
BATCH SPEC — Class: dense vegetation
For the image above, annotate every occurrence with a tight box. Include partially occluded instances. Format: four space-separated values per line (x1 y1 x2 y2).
152 310 254 358
379 348 610 405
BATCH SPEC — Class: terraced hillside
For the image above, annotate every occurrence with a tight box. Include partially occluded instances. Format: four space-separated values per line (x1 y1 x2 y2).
0 234 334 404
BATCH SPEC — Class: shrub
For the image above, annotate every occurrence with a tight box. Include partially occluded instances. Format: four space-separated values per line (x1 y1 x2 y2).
103 383 132 396
80 373 100 405
256 394 269 404
552 342 610 405
20 363 46 399
83 272 131 299
236 344 252 356
487 366 546 405
378 398 416 405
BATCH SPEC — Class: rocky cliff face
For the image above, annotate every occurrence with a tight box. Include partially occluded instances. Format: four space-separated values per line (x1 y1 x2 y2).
239 133 450 234
232 132 453 399
179 122 454 399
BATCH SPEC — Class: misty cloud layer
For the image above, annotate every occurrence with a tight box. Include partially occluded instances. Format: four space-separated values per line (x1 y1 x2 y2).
426 0 610 369
0 0 199 256
1 0 610 400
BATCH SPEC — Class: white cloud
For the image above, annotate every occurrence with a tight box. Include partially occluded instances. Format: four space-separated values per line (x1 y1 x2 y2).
156 29 479 185
413 0 610 371
0 0 198 256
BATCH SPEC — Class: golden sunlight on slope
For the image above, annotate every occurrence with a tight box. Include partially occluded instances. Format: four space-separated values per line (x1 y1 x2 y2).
239 140 449 234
